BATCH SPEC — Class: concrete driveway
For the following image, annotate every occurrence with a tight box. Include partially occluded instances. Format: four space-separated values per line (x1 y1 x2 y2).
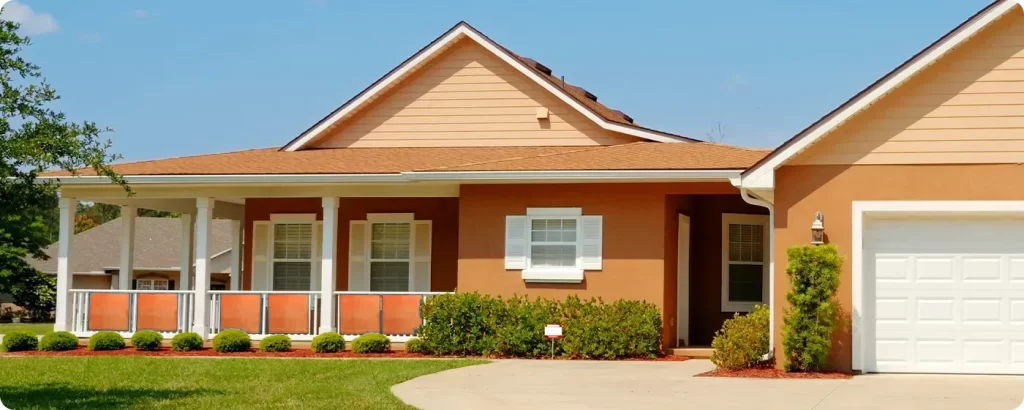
393 359 1024 410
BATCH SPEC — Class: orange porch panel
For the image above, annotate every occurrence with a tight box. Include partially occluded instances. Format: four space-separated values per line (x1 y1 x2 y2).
136 293 179 332
88 293 131 332
267 294 311 334
338 295 380 335
381 295 422 336
219 294 262 334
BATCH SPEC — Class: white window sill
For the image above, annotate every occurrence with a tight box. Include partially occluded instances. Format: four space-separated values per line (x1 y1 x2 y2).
522 268 584 283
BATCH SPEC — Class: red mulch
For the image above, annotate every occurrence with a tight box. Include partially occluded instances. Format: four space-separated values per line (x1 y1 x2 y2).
697 364 851 379
4 347 692 361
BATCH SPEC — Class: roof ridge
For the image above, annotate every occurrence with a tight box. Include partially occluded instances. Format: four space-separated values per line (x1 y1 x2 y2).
416 144 622 172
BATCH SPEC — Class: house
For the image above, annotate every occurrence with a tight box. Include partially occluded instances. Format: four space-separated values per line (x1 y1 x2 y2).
39 0 1024 376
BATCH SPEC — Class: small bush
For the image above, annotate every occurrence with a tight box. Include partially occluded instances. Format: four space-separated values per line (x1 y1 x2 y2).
404 337 430 354
39 331 78 351
352 333 390 354
171 332 204 352
710 305 770 370
212 329 252 353
2 331 38 352
783 244 843 372
259 334 292 352
560 297 662 359
311 331 345 353
131 330 163 351
88 331 126 351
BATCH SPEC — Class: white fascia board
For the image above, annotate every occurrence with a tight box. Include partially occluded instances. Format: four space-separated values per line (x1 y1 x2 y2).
39 174 407 185
740 0 1016 190
402 169 743 182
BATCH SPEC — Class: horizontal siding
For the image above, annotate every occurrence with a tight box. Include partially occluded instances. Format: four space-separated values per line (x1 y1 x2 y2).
793 11 1024 165
312 40 637 148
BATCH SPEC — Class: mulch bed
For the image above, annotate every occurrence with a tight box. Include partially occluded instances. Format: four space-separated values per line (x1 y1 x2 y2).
697 364 851 379
3 347 692 361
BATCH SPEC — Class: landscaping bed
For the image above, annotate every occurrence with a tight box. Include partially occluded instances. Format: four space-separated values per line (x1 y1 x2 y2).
697 364 851 379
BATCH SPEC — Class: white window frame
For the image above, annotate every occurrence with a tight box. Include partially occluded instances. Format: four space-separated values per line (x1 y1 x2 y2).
136 278 169 291
721 213 770 313
523 207 584 282
270 213 317 291
367 213 415 292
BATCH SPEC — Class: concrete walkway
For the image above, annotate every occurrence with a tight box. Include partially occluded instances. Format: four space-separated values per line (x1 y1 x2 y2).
393 359 1024 410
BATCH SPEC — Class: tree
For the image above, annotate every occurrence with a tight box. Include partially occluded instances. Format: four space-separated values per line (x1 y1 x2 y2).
0 20 126 309
705 121 728 143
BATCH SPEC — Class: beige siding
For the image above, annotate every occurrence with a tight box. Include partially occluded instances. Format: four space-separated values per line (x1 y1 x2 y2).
312 40 639 148
792 11 1024 165
72 275 111 290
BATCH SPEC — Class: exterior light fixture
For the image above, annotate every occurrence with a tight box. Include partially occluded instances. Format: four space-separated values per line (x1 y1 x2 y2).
811 211 825 245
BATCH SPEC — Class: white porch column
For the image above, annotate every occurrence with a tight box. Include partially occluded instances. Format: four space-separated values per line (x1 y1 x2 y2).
179 213 194 290
319 197 339 333
230 220 242 291
54 197 77 331
193 198 214 338
119 206 136 290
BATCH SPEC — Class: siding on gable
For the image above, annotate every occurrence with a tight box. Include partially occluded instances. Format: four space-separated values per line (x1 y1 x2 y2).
792 11 1024 165
311 40 639 148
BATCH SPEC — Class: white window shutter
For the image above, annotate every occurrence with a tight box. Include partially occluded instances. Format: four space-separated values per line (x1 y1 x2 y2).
311 222 323 291
412 221 432 292
348 221 369 291
251 222 271 290
505 215 527 270
581 215 603 270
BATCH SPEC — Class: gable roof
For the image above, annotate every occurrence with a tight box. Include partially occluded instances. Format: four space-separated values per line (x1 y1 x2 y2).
741 0 1019 189
28 217 233 275
281 21 696 151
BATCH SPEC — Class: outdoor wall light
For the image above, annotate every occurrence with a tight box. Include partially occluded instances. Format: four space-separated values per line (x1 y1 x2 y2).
810 211 825 245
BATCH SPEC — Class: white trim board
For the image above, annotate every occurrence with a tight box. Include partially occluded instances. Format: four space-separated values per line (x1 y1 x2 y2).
280 22 693 151
741 0 1018 190
850 200 1024 372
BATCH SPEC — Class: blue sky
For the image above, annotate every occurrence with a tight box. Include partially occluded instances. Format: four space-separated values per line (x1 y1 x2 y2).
4 0 993 161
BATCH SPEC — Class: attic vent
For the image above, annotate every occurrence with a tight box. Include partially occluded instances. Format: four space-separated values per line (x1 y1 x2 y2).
573 86 598 102
612 110 634 124
520 57 552 76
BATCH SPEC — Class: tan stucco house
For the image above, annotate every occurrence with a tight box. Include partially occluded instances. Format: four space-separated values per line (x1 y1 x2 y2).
39 0 1024 375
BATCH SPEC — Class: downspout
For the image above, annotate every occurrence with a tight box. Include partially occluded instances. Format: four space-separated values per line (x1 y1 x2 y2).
739 188 775 362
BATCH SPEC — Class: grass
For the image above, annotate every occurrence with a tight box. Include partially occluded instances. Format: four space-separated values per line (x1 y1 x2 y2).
0 357 484 409
0 322 53 335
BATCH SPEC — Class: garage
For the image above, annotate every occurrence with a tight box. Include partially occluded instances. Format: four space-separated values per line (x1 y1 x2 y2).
864 214 1024 374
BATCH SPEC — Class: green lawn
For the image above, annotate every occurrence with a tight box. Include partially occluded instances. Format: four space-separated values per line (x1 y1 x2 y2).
0 357 484 409
0 322 53 335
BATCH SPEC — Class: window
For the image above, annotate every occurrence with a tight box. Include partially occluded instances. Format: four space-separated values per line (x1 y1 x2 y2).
504 207 603 283
369 222 411 292
272 223 313 291
529 218 578 269
137 279 169 291
721 213 769 312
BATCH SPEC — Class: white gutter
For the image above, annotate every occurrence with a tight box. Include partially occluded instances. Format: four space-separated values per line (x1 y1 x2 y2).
40 174 407 185
739 188 776 362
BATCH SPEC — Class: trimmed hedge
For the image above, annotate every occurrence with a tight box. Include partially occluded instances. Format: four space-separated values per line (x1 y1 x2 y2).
212 329 252 353
419 293 662 359
311 331 344 353
131 330 163 351
2 331 38 352
88 331 126 351
783 244 843 371
404 337 429 354
352 333 390 354
39 331 78 351
259 335 292 352
710 304 770 370
171 332 203 352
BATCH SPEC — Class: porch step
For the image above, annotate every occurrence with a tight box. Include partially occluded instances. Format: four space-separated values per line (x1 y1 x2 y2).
671 346 713 358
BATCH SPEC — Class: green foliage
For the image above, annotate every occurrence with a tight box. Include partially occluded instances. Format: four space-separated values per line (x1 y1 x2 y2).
212 329 252 353
783 244 843 371
38 331 78 351
9 272 54 320
351 333 390 354
710 305 770 369
2 330 38 352
170 332 203 352
88 331 126 351
130 330 162 351
404 337 430 354
311 331 345 353
259 335 292 353
419 292 662 359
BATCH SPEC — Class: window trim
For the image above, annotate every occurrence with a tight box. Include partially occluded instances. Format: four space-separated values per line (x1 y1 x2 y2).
367 215 415 292
270 214 317 291
136 278 170 291
523 207 584 283
721 213 770 313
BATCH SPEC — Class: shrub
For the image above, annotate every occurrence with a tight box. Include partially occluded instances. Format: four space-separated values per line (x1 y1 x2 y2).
404 337 430 354
131 330 163 351
212 329 252 353
783 244 843 371
171 332 204 352
259 334 292 352
38 331 78 351
352 333 390 354
311 331 345 353
2 331 38 352
560 296 662 359
418 292 500 356
88 331 126 351
710 305 770 369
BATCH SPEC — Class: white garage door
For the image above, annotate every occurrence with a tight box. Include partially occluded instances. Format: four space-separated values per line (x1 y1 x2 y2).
866 216 1024 374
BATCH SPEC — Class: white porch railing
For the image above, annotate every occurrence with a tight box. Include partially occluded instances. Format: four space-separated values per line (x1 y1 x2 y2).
69 289 195 338
208 291 321 341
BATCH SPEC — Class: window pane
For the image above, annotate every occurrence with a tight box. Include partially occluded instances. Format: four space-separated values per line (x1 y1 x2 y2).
728 223 764 263
370 262 410 292
728 264 763 302
274 224 312 259
529 218 577 244
530 244 576 268
370 223 410 260
273 261 311 291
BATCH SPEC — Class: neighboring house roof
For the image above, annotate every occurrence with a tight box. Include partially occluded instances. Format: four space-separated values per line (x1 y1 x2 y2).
741 0 1017 188
28 217 233 275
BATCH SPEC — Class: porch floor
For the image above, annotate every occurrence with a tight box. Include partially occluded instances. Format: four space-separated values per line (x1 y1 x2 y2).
671 346 712 358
